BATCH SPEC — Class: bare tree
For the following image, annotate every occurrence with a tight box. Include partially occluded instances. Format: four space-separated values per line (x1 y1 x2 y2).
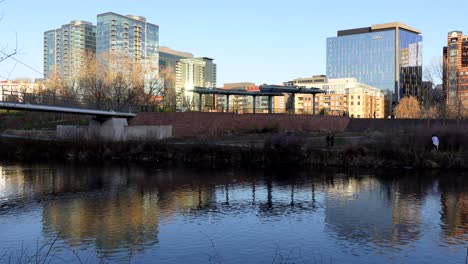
159 66 175 111
79 52 109 109
423 56 443 87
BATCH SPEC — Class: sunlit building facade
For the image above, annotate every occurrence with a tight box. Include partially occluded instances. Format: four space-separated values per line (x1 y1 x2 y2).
175 57 216 111
43 20 96 85
327 22 422 116
443 31 468 107
0 80 44 102
96 12 159 86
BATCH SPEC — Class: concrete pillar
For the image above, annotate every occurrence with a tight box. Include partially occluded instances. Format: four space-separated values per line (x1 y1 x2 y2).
198 93 202 112
312 94 316 115
252 95 257 114
226 95 230 112
268 96 273 114
291 93 295 114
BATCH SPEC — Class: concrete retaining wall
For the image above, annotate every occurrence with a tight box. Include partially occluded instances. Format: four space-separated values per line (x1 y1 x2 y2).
57 118 172 141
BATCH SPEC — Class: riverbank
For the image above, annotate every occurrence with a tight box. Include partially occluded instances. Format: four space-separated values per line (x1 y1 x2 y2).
0 128 466 169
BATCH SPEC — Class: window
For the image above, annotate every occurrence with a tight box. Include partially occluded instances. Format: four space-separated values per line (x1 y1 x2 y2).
358 101 361 105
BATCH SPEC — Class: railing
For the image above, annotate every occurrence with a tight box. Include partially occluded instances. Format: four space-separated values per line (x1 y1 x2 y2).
0 92 159 114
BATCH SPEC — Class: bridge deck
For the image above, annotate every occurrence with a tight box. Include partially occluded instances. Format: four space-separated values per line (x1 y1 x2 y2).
0 101 136 118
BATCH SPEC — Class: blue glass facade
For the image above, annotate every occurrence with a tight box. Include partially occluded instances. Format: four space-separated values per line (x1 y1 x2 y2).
327 30 396 92
327 26 422 104
43 21 96 83
399 29 423 100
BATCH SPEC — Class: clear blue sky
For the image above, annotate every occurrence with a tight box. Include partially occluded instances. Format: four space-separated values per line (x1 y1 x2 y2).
0 0 466 85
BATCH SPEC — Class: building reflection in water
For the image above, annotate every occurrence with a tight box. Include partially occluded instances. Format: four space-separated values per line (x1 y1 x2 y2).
323 172 428 249
439 173 468 245
1 164 467 260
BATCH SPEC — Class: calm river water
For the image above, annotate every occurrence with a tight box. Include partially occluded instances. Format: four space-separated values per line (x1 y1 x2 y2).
0 163 466 263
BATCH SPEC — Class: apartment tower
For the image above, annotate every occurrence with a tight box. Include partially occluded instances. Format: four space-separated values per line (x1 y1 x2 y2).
96 12 159 84
175 57 217 110
443 31 468 106
44 20 96 85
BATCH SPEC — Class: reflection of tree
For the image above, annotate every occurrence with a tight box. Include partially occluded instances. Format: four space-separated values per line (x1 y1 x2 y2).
42 190 160 256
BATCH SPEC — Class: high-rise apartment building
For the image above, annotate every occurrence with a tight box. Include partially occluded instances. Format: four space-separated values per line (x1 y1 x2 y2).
96 12 159 79
175 57 217 110
443 31 468 105
159 46 193 73
327 22 422 115
44 20 96 85
159 47 193 102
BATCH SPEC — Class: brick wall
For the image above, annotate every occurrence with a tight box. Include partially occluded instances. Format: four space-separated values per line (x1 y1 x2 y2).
129 112 349 137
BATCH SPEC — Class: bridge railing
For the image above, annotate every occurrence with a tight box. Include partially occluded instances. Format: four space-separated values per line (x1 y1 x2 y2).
1 92 161 114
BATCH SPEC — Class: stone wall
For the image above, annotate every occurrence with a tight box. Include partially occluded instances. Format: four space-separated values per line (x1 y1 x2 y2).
129 112 350 137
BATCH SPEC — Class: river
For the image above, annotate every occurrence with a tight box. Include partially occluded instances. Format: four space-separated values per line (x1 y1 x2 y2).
0 163 466 263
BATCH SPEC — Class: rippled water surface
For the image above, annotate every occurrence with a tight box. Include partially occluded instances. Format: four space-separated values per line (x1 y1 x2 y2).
0 164 466 263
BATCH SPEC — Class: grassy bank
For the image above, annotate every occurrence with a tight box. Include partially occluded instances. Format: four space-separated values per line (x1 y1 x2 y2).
0 127 466 169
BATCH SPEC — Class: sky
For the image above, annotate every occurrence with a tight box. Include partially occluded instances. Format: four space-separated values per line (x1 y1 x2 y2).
0 0 467 86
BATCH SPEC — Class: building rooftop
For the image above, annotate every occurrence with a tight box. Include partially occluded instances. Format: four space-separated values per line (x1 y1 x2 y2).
337 22 421 36
97 12 158 27
159 46 194 58
371 22 421 34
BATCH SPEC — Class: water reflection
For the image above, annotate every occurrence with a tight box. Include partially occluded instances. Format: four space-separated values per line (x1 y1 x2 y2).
439 173 468 244
0 164 467 263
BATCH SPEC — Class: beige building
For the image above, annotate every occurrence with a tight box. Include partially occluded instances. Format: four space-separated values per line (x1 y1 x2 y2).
315 78 385 118
0 80 44 102
285 75 327 88
275 78 385 118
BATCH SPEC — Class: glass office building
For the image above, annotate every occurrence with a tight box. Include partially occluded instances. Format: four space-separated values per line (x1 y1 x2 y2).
97 12 159 78
327 22 422 113
44 20 96 84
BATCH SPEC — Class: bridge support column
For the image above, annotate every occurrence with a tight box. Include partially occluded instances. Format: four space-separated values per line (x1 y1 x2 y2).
252 95 257 114
268 96 273 114
226 95 230 112
198 93 202 112
312 94 316 115
290 93 295 114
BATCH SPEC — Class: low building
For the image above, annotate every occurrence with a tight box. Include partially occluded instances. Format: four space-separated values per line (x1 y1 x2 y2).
275 78 385 117
314 78 385 118
0 80 44 102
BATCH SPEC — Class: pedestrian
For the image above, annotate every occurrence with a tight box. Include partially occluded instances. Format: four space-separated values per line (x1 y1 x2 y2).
432 134 439 151
326 133 331 147
330 133 335 147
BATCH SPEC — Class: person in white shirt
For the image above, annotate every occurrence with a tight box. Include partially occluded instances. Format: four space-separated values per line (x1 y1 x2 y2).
432 135 439 151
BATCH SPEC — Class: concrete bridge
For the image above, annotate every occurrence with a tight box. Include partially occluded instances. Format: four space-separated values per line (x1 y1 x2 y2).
0 101 136 119
0 101 171 141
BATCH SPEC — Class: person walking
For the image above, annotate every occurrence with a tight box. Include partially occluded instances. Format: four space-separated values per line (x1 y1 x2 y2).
432 134 439 151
